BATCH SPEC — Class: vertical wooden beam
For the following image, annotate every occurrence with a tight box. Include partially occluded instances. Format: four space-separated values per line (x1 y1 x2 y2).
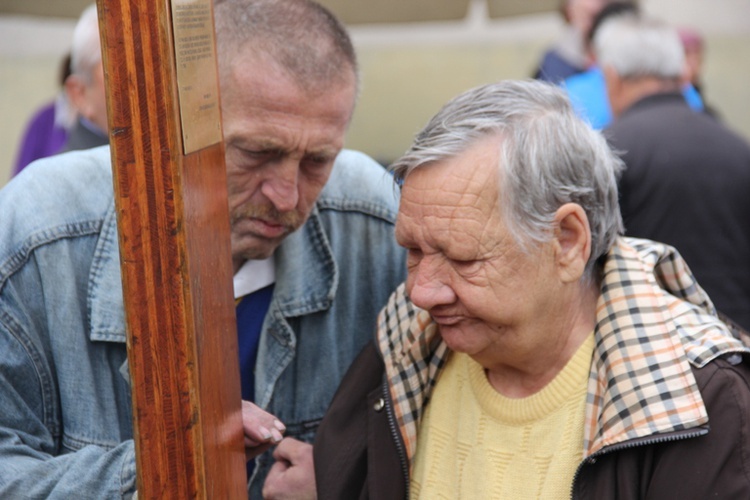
96 0 246 497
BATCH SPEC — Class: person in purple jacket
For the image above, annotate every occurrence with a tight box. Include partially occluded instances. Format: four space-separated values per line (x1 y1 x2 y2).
11 53 75 177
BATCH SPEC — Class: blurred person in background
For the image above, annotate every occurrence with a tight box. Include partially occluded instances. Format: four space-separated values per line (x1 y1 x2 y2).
680 27 705 92
533 0 608 83
601 16 750 330
12 53 76 177
562 1 703 129
679 26 721 119
62 3 109 152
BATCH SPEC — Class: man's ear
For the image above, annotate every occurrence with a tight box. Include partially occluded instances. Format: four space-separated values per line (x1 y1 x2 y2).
64 74 87 115
553 203 592 283
603 65 624 118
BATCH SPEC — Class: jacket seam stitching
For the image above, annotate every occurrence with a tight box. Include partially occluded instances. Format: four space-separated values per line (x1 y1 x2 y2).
0 307 59 438
0 220 103 291
316 198 397 224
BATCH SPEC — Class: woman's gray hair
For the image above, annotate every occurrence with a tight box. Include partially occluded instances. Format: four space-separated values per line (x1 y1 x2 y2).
595 16 685 80
390 79 624 280
70 3 102 84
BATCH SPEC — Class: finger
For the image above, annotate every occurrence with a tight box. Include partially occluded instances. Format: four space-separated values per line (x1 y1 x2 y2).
262 461 289 500
272 437 311 463
271 437 293 461
241 400 275 426
241 401 286 444
262 449 317 500
245 441 273 461
243 401 286 429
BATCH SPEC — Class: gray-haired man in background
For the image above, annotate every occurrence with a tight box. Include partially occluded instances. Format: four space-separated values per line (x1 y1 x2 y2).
600 16 750 332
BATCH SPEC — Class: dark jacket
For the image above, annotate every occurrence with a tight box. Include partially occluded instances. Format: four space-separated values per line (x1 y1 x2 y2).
62 117 109 152
315 238 750 499
606 92 750 331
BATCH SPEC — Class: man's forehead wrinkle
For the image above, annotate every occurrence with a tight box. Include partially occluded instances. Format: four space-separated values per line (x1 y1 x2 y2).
239 136 282 150
236 127 342 160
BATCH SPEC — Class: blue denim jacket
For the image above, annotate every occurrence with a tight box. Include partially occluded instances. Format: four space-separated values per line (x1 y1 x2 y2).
0 146 406 498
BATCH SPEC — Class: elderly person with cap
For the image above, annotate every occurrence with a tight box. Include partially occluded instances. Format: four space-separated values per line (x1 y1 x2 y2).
313 79 750 499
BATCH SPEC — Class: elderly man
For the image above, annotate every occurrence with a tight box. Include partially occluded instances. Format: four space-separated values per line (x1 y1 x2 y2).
314 80 750 498
62 3 109 151
599 16 750 332
0 0 405 498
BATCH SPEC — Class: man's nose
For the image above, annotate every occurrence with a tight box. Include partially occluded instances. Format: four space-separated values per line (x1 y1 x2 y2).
261 159 299 211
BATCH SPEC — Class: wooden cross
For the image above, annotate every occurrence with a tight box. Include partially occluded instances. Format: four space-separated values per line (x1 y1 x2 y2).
96 0 247 497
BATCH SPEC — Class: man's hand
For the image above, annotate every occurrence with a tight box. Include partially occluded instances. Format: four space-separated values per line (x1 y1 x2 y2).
262 437 317 500
242 400 286 460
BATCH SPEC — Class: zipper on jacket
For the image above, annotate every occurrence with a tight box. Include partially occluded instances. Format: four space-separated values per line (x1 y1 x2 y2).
569 427 708 499
383 380 410 499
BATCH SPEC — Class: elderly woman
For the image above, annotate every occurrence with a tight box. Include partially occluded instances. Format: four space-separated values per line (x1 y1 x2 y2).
313 79 750 499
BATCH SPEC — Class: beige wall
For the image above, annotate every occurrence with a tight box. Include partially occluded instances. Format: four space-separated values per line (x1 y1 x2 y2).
1 16 75 185
347 37 750 166
1 0 749 187
346 0 750 164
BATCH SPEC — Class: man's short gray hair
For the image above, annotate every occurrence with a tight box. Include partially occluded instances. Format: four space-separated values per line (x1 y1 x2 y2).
70 3 102 84
595 16 685 80
390 79 624 280
213 0 358 93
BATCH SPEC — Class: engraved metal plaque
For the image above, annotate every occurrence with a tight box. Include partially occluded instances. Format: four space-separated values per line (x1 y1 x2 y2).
171 0 223 154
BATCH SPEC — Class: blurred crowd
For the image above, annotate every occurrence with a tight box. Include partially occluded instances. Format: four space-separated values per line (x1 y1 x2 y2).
532 0 750 332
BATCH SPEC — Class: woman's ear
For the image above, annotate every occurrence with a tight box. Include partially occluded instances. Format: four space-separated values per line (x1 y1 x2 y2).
553 203 592 283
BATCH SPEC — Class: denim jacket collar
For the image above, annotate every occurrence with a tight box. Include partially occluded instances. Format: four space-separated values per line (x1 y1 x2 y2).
273 204 337 318
88 201 127 343
88 201 338 343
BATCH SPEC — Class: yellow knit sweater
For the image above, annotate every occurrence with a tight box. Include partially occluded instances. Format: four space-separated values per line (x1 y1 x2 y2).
410 333 594 499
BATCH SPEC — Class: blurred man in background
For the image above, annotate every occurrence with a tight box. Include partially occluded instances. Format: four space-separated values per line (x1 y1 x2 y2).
600 16 750 330
563 1 703 129
62 3 109 152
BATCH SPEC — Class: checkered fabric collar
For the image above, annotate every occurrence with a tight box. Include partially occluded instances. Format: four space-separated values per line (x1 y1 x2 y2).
376 237 750 464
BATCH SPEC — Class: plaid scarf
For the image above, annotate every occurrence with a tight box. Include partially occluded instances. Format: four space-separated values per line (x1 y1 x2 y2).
376 237 750 464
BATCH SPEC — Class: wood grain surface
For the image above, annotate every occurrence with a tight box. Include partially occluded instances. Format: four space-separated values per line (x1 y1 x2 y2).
96 0 246 497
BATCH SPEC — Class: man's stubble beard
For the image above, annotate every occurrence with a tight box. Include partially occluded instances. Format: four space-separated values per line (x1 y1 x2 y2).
230 202 304 232
230 201 307 261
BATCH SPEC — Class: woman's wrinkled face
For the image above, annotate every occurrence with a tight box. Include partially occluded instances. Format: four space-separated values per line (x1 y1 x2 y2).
396 135 560 367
